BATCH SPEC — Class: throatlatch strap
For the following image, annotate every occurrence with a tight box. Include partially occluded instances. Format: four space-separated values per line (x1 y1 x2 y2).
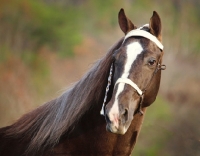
115 78 143 96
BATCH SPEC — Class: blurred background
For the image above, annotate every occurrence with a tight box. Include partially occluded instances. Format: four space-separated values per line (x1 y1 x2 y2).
0 0 200 155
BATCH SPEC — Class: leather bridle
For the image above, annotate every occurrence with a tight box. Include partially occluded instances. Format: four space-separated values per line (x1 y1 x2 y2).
135 56 166 115
100 25 166 116
114 53 166 116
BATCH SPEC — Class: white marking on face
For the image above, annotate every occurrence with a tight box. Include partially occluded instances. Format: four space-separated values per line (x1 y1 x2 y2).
108 41 143 126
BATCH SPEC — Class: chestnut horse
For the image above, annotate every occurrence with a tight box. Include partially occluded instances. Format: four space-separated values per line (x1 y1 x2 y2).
0 9 165 156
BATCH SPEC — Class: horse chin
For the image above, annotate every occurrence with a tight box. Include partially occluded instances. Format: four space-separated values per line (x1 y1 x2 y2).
106 124 127 135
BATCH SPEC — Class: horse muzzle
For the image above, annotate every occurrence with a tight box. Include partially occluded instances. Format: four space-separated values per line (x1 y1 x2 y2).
105 107 134 134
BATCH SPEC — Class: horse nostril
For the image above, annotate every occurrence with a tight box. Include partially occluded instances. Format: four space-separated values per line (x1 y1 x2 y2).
122 108 128 122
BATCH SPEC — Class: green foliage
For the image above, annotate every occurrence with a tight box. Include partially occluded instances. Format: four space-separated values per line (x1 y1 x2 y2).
0 0 82 56
0 46 11 63
28 1 82 56
1 0 199 57
75 0 121 37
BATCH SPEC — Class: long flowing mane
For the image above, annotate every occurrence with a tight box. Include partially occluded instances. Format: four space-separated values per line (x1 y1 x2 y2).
0 38 124 155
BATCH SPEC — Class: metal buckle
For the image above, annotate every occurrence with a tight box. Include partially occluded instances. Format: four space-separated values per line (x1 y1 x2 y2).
160 64 166 70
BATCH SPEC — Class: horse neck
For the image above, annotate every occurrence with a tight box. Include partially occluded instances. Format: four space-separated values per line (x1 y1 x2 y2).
52 66 162 155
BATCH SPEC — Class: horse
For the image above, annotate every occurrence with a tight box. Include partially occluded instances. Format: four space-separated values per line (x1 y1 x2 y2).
0 9 165 156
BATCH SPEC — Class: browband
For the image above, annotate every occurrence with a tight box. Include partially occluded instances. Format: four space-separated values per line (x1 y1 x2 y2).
123 25 164 50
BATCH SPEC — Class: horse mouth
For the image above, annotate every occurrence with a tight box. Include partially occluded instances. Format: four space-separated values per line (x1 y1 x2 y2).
106 123 127 135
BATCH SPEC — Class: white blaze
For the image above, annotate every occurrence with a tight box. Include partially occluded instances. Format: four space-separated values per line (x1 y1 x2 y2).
108 42 143 125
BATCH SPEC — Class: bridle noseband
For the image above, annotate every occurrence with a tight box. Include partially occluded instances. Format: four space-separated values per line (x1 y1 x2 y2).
100 25 166 116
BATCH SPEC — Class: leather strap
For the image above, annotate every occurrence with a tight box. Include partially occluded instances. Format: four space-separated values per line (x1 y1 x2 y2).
124 27 164 50
115 78 143 96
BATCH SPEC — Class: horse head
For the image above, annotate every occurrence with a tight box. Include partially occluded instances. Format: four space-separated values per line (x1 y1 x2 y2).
104 9 165 134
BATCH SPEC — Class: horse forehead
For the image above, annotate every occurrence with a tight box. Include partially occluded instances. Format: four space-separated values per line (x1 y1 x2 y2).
124 41 144 67
126 41 143 54
124 37 160 59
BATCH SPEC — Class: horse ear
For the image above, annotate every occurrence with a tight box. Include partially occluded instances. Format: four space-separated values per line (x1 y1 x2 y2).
149 11 162 40
118 8 136 34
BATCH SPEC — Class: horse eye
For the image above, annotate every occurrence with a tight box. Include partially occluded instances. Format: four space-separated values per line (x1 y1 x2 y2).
148 58 156 66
